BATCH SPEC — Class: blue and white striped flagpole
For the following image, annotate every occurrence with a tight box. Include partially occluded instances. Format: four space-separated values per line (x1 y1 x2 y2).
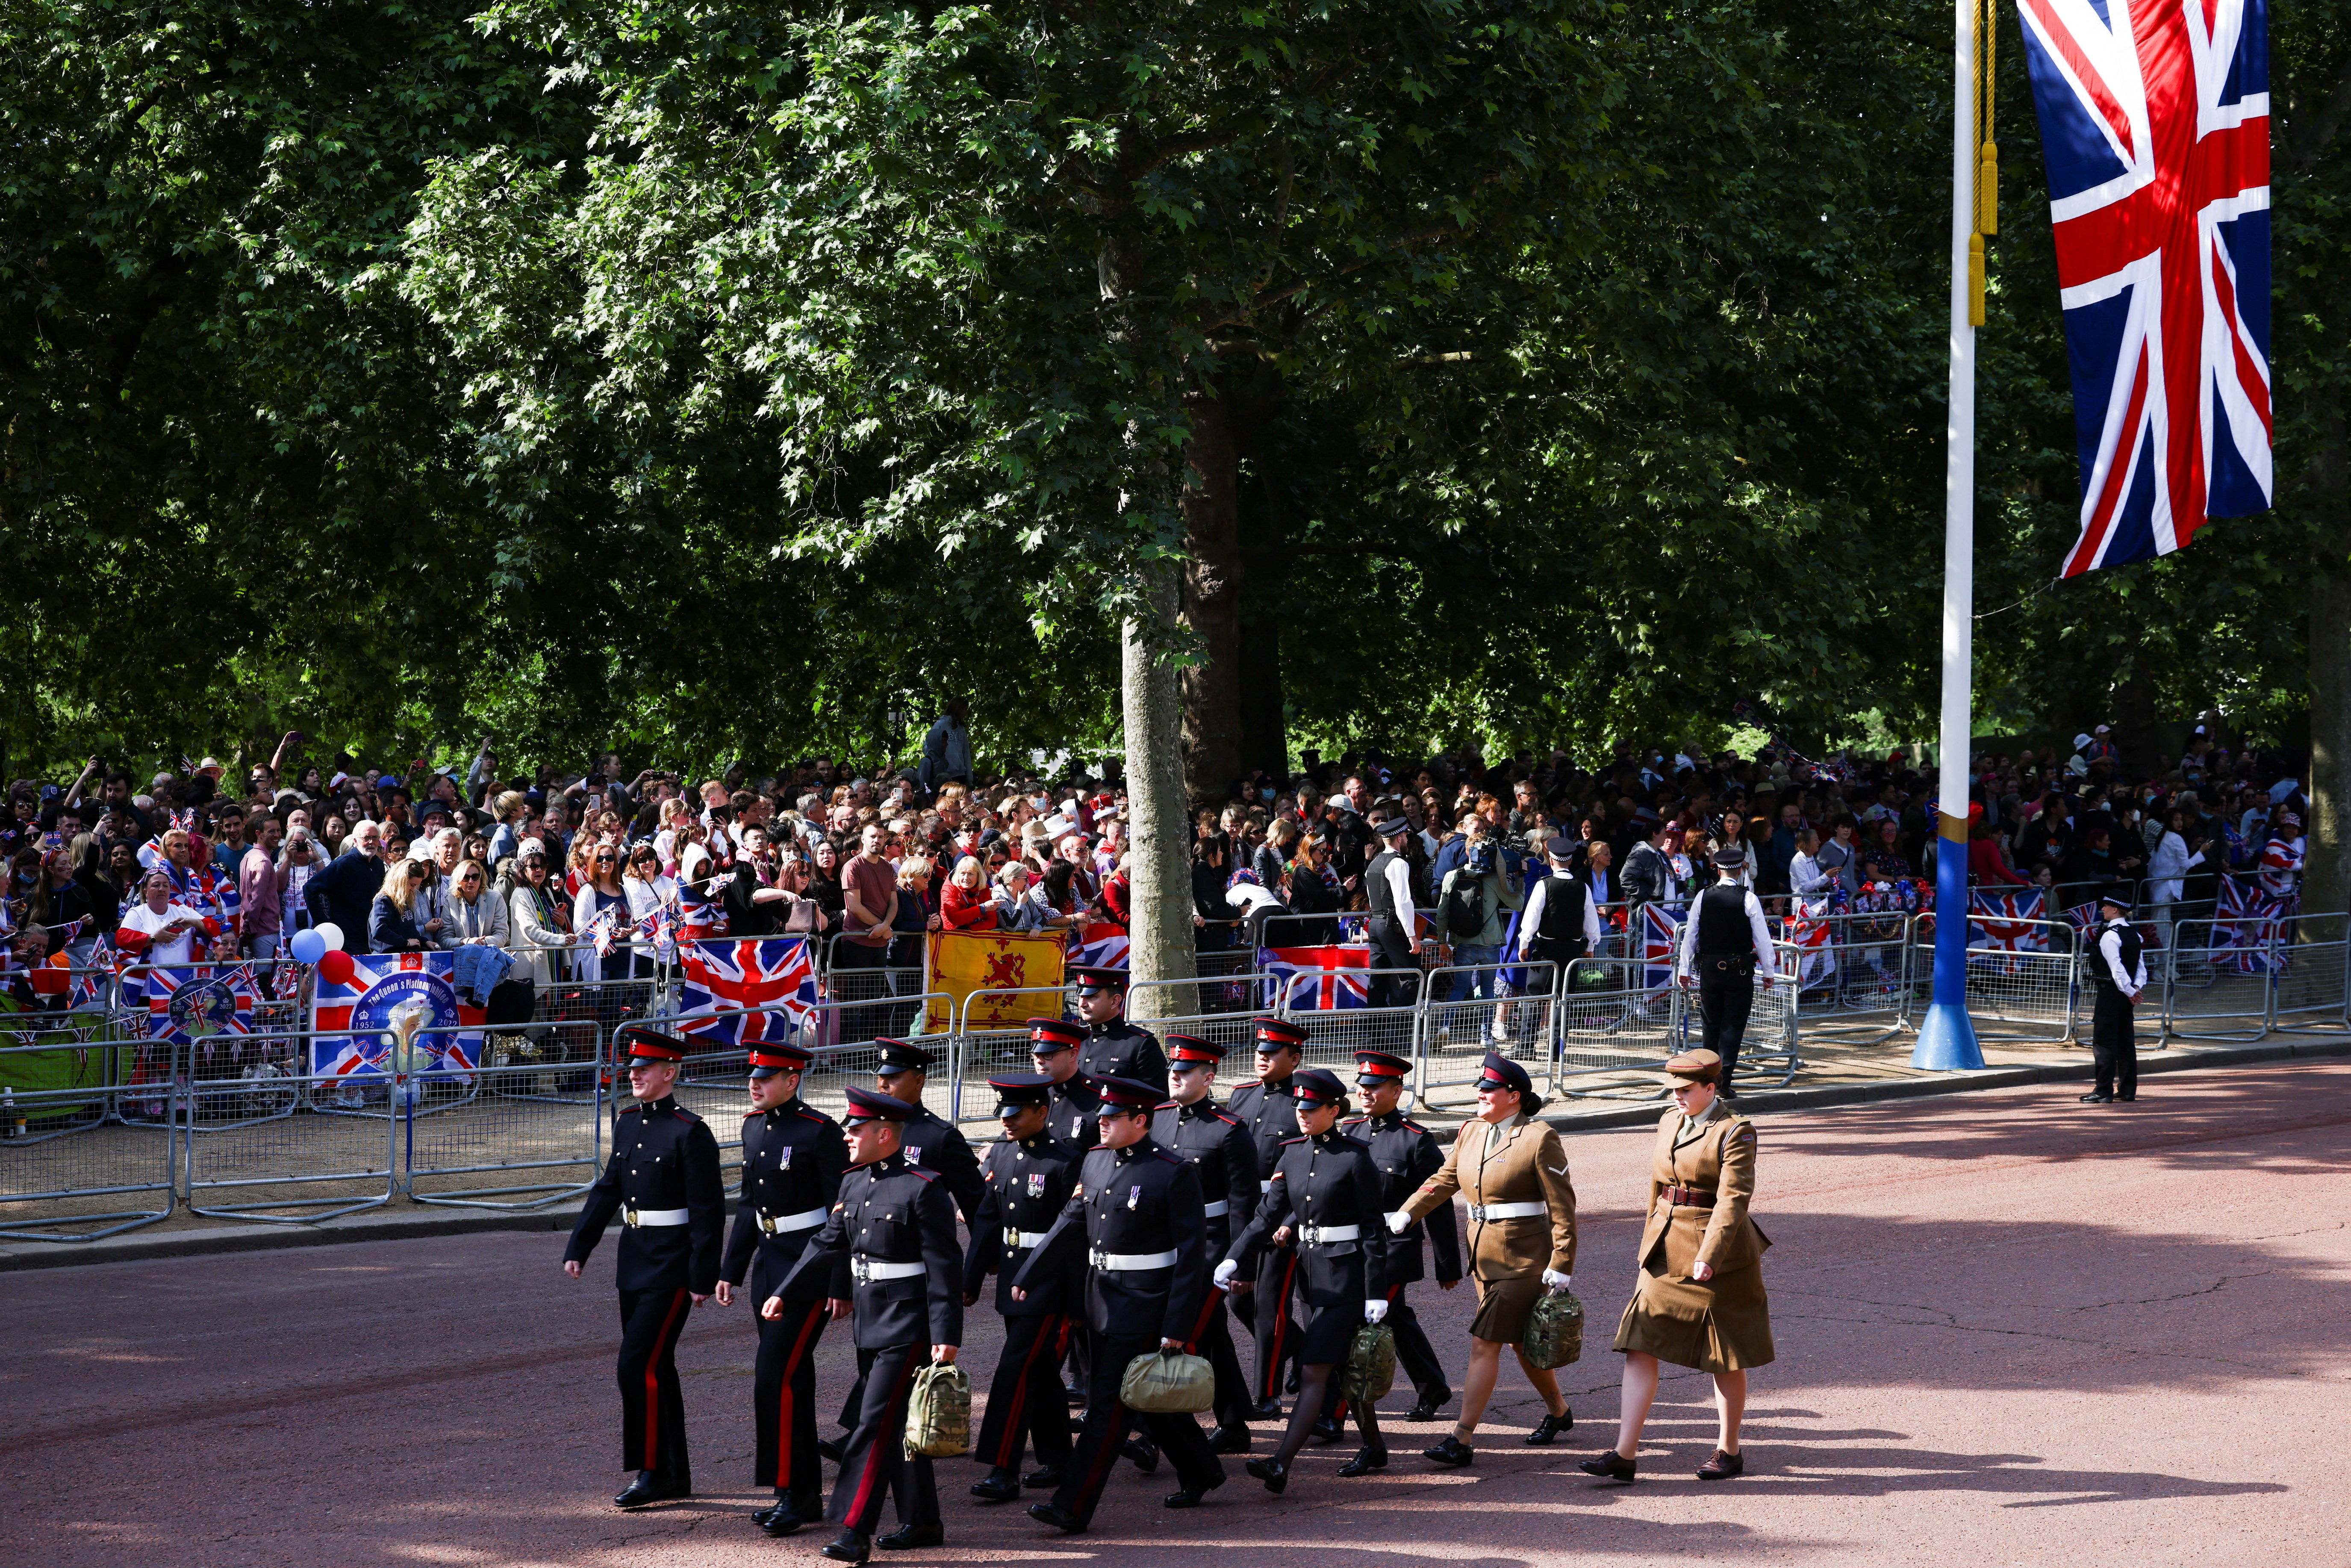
1915 0 1989 1072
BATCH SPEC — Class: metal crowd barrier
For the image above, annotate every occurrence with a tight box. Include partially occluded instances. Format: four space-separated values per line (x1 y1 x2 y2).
0 1080 178 1241
187 1031 401 1224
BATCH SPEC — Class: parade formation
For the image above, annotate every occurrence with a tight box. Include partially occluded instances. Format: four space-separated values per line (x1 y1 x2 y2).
563 990 1776 1562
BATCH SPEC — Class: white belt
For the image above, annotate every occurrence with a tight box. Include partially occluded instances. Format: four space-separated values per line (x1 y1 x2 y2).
1090 1248 1178 1271
851 1257 927 1282
1005 1228 1051 1250
1298 1223 1360 1245
1202 1200 1229 1218
1467 1200 1547 1221
758 1206 828 1235
624 1205 690 1228
1260 1180 1276 1193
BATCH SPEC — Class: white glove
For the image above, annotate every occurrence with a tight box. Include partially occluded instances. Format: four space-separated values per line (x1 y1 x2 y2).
1212 1259 1239 1290
1364 1299 1388 1324
1542 1269 1572 1294
1385 1209 1412 1235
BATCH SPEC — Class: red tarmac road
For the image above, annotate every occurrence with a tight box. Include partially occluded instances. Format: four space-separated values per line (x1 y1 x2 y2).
8 1060 2348 1568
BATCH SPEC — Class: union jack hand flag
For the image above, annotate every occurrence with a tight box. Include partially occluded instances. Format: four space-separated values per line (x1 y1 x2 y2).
677 878 730 943
678 936 817 1046
1069 923 1130 971
2015 0 2271 575
1256 944 1369 1011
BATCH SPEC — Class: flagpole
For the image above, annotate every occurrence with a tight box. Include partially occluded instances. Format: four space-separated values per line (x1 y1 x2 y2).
1915 0 1989 1073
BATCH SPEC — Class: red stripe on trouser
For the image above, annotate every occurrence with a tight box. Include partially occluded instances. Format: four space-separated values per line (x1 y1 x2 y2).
1184 1287 1226 1354
846 1352 922 1530
644 1288 690 1468
772 1303 824 1487
993 1316 1060 1468
1261 1255 1298 1398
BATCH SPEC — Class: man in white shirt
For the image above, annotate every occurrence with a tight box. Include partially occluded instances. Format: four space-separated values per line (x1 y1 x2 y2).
1364 818 1422 1008
1676 847 1780 1100
2081 887 2148 1104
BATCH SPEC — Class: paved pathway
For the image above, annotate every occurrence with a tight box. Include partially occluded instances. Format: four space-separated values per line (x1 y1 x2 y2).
7 1059 2345 1567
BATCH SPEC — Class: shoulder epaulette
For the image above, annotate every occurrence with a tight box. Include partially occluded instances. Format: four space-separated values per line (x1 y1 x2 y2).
674 1107 702 1123
1279 1134 1309 1146
1339 1115 1369 1126
793 1107 833 1125
907 1165 940 1182
617 1103 644 1117
1214 1112 1243 1127
1401 1120 1429 1135
1151 1148 1184 1166
1155 1099 1179 1111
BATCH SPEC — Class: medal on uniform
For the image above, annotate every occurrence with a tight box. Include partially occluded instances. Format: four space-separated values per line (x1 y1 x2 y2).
1028 1172 1046 1197
1127 1184 1141 1209
778 1147 792 1168
1072 1117 1084 1138
905 1144 922 1164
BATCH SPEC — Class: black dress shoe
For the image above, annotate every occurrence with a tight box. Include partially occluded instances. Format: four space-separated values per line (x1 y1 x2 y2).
761 1496 813 1537
1021 1465 1064 1490
1309 1414 1345 1444
752 1501 783 1528
971 1470 1021 1503
1122 1436 1160 1473
1403 1390 1453 1421
878 1521 945 1550
1249 1397 1286 1421
1064 1382 1086 1406
1697 1448 1745 1480
2079 1091 2114 1103
819 1530 871 1564
818 1437 847 1462
1026 1500 1085 1533
1337 1447 1389 1477
1244 1456 1288 1494
1579 1449 1638 1483
1422 1435 1474 1468
2117 1093 2138 1102
1526 1410 1573 1445
1205 1424 1253 1454
614 1471 682 1509
1164 1477 1224 1508
1285 1368 1300 1394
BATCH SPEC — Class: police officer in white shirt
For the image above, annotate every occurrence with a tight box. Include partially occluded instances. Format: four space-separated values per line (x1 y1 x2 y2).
1676 848 1780 1100
2080 887 2148 1105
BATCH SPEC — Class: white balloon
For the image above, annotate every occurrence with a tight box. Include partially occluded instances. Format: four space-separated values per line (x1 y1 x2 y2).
315 922 346 952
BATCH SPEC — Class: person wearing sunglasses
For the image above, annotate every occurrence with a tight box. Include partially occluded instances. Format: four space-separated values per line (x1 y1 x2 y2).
368 858 433 953
573 844 630 983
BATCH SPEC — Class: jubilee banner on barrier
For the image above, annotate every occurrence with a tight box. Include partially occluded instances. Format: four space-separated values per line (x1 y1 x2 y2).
309 952 485 1081
925 930 1066 1032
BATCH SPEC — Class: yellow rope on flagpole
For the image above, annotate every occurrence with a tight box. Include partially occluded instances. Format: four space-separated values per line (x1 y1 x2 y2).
1969 0 1997 324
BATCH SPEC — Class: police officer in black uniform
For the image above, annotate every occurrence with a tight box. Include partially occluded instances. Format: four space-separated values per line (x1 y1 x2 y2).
1152 1034 1261 1451
1364 819 1423 1008
1675 846 1781 1099
1016 1076 1228 1532
770 1085 964 1565
1028 1016 1102 1151
1223 1015 1306 1419
2081 887 2148 1104
1070 965 1169 1092
964 1073 1086 1502
561 1029 726 1509
1521 835 1604 1000
1338 1050 1460 1422
1217 1066 1396 1488
715 1041 848 1536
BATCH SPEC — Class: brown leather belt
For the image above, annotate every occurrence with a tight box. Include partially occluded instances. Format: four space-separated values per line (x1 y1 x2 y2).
1660 1184 1714 1208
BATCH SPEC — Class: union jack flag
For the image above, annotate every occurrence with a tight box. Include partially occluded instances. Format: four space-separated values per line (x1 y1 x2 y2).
2257 828 2303 898
1638 905 1683 1000
1069 922 1129 970
579 904 622 959
636 904 676 961
1256 944 1370 1011
2015 0 2271 575
2210 875 2292 973
678 936 817 1046
678 877 731 943
1968 889 2050 974
145 963 257 1052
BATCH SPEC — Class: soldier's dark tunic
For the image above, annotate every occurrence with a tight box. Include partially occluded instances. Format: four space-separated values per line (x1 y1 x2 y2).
1223 1072 1303 1400
1079 1018 1169 1095
1341 1109 1461 1403
1226 1128 1395 1365
965 1129 1086 1474
1154 1094 1260 1429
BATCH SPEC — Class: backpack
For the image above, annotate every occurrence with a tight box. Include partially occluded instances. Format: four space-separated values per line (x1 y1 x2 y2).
902 1362 971 1457
1443 871 1486 938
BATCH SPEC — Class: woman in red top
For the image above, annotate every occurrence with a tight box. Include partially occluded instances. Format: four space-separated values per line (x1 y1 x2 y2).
1967 822 2030 886
938 854 998 931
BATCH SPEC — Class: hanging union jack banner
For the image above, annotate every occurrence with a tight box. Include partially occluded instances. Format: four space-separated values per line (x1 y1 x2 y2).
678 936 817 1046
1639 905 1684 1010
2015 0 2270 575
1968 889 2050 973
1257 944 1370 1011
146 963 257 1051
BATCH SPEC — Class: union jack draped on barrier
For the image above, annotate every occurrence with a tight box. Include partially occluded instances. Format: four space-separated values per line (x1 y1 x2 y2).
678 936 818 1046
678 877 730 943
309 951 485 1080
1968 889 2049 976
145 963 257 1050
1639 905 1683 1008
1257 945 1369 1010
2210 877 2294 974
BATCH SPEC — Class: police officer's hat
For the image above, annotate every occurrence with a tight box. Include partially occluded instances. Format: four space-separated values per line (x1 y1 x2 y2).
1166 1034 1226 1067
619 1027 689 1065
746 1042 813 1079
1371 817 1412 840
1092 1075 1162 1114
1354 1049 1412 1086
843 1084 916 1124
1663 1048 1722 1085
873 1037 937 1076
1291 1067 1349 1108
2096 885 2131 910
1028 1016 1084 1053
1544 834 1578 862
988 1073 1054 1117
1070 965 1128 993
1712 844 1748 870
1476 1051 1532 1096
1251 1015 1308 1051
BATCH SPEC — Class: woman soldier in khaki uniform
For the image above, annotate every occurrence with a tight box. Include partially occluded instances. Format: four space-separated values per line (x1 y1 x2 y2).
1582 1047 1773 1484
1391 1053 1576 1466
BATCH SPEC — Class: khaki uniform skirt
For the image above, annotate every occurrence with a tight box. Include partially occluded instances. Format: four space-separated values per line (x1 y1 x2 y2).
1610 1257 1775 1373
1470 1271 1545 1344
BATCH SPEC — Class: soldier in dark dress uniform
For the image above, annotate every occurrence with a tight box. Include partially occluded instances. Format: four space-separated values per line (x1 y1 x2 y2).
1340 1049 1460 1423
715 1042 848 1537
1028 1016 1102 1151
561 1029 726 1509
871 1037 985 1222
1152 1035 1261 1451
964 1074 1086 1502
1015 1076 1228 1532
1222 1016 1305 1419
1218 1067 1396 1490
1070 965 1169 1092
771 1085 964 1564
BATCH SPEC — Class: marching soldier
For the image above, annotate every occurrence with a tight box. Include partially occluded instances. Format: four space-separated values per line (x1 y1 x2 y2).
1153 1034 1261 1451
871 1038 986 1221
964 1074 1086 1502
1675 846 1779 1099
1028 1016 1103 1150
715 1041 848 1537
1014 1076 1228 1532
2080 887 2147 1104
1223 1015 1306 1421
1071 965 1170 1092
1216 1066 1396 1488
561 1029 726 1509
769 1085 964 1564
1340 1049 1460 1422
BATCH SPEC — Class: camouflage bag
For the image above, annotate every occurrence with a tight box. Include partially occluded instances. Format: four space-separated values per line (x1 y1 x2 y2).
1342 1323 1397 1404
1121 1347 1217 1413
1521 1289 1585 1371
903 1362 971 1458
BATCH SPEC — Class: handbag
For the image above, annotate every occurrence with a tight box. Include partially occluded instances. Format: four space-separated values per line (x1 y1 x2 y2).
1119 1347 1216 1414
902 1362 970 1458
1341 1323 1396 1404
1521 1288 1585 1371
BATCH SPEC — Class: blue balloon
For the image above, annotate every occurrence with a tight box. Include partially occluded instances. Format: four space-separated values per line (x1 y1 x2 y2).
289 928 327 965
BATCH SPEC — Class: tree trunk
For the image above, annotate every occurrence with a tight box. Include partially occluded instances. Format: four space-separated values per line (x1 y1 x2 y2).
2306 412 2348 923
1123 558 1199 1018
1179 384 1242 808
